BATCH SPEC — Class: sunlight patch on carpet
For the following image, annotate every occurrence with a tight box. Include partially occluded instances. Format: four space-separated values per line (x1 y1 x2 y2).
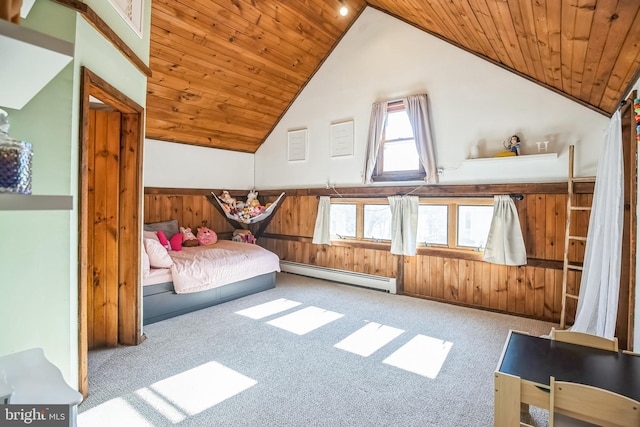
267 306 344 335
235 298 302 319
78 397 155 427
383 334 453 378
148 361 257 416
334 322 405 357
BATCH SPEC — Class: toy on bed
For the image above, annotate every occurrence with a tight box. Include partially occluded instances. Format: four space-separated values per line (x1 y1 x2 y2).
180 227 199 247
197 226 218 246
156 230 182 252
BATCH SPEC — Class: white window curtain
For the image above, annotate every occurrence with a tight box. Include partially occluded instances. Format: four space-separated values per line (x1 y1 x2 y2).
312 196 332 245
571 110 623 339
403 94 438 184
363 101 387 184
482 195 527 266
388 195 419 255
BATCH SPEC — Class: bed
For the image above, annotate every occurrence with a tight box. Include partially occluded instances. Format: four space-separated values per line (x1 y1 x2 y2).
142 227 280 325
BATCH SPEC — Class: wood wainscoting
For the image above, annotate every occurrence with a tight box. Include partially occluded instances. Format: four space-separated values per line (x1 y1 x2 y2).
144 183 594 328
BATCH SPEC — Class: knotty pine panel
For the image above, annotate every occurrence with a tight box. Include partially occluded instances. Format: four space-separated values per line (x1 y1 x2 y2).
143 189 591 323
143 194 234 234
259 192 590 323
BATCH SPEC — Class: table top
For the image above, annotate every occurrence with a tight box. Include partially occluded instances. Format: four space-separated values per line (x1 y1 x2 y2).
498 331 640 401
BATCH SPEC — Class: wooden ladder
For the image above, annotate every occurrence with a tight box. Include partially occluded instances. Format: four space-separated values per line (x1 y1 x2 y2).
560 145 595 329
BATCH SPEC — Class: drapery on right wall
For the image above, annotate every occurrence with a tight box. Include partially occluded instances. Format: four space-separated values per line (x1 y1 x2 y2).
572 110 623 339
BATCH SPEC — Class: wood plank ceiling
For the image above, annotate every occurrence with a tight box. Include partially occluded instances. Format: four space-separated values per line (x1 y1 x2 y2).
146 0 640 153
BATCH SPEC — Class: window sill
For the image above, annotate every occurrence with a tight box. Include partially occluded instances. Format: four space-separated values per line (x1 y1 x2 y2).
372 172 426 182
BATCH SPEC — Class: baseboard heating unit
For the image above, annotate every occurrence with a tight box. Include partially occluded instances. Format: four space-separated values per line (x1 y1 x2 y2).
279 261 397 294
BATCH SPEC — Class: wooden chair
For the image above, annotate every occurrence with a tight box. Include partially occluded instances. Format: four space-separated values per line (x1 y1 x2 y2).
549 376 640 427
550 327 618 352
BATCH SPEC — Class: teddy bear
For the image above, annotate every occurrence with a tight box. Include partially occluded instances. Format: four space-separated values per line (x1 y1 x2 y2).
246 190 261 208
180 226 199 247
219 190 236 210
196 226 218 246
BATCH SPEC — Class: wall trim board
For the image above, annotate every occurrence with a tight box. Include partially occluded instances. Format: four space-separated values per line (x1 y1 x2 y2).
402 291 557 324
145 181 594 198
51 0 151 76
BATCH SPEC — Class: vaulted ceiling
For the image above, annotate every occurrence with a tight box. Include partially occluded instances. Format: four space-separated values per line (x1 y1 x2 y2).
146 0 640 153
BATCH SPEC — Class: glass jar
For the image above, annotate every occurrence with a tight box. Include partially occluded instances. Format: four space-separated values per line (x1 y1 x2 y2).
0 109 32 195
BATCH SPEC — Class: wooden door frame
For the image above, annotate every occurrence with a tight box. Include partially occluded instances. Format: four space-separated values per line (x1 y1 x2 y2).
620 91 638 350
78 67 144 397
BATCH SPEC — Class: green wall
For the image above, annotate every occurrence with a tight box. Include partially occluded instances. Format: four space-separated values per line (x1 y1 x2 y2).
0 0 149 387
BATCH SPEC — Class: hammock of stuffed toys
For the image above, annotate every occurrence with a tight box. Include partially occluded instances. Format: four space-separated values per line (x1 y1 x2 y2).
211 191 286 225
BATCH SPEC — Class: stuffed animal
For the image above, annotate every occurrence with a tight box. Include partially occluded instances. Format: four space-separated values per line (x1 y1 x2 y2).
197 226 218 246
180 227 199 247
156 230 182 252
246 190 260 207
219 190 236 210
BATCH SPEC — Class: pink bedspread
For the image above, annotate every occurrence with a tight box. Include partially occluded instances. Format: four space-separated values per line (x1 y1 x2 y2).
168 241 280 294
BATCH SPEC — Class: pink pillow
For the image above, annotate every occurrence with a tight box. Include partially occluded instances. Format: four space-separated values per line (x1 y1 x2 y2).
144 238 173 268
169 233 182 251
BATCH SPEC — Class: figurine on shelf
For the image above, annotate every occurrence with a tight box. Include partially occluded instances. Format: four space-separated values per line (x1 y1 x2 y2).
494 135 521 157
503 135 521 156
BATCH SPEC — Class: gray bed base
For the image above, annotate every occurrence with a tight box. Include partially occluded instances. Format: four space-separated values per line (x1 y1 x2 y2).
143 271 276 325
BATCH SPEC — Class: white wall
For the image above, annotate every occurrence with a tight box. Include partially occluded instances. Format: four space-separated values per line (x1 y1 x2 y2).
144 139 255 190
255 7 610 189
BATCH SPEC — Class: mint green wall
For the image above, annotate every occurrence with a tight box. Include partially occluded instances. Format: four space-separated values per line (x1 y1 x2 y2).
0 0 148 387
82 0 151 64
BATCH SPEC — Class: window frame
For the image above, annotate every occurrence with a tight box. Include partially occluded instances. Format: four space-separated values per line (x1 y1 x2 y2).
373 101 426 182
329 197 494 253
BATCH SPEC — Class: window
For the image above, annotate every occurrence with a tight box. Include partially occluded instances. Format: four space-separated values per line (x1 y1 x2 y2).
330 198 493 252
457 205 494 249
416 204 448 245
363 204 392 241
374 102 424 181
330 204 356 239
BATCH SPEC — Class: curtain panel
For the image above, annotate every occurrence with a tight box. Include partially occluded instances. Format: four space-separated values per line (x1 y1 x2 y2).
312 196 332 245
403 94 438 184
363 102 387 184
388 195 419 255
572 110 623 339
482 195 527 266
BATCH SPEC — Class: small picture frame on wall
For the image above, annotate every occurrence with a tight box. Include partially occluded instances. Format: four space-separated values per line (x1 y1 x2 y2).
287 128 307 161
330 120 354 157
109 0 144 37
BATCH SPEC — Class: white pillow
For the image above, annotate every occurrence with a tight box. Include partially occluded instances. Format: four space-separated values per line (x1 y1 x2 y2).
142 246 151 278
144 238 173 268
143 230 159 242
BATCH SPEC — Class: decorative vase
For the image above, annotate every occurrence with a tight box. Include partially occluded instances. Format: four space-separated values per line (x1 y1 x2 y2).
0 109 32 194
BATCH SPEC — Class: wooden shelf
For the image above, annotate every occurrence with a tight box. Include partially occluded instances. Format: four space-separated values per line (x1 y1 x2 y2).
463 153 558 164
0 194 73 211
0 19 73 110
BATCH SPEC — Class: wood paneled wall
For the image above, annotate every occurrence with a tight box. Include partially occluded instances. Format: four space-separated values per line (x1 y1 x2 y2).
143 185 592 324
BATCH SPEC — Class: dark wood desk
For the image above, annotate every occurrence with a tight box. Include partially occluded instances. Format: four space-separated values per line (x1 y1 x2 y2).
494 330 640 426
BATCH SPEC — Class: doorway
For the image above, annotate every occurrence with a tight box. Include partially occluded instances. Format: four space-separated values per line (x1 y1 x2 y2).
78 67 144 397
